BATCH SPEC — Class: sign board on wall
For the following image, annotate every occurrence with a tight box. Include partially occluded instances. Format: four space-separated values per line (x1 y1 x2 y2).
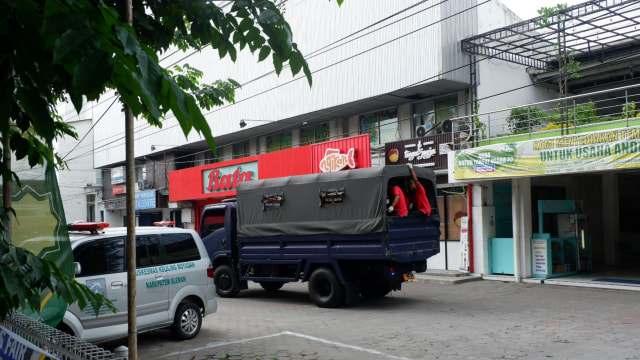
311 134 371 173
135 190 156 210
458 216 469 273
202 162 258 194
384 133 453 168
454 126 640 180
169 134 372 202
532 238 548 276
112 184 125 195
111 166 125 184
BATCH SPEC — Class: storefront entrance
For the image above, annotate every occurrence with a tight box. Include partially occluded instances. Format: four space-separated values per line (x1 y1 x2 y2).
486 170 640 286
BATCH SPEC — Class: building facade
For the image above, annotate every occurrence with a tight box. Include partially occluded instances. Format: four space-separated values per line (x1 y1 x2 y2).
58 0 640 279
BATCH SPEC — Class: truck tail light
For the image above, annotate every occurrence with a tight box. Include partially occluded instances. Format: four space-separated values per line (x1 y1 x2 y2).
207 267 214 279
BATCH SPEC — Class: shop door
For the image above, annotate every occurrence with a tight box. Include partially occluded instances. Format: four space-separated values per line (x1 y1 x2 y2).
493 184 512 237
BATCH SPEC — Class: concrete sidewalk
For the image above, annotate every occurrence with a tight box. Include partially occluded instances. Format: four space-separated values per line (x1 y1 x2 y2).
412 269 482 285
416 269 640 292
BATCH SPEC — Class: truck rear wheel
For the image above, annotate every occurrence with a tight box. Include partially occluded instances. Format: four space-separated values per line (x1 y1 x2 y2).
308 267 345 308
214 264 239 297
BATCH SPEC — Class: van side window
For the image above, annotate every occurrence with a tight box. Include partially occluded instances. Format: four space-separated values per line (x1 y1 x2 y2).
163 233 200 264
136 235 161 268
74 237 125 276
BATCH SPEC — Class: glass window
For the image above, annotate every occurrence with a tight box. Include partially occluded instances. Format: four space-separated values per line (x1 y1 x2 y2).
74 237 125 277
412 100 435 136
203 148 221 164
136 235 161 268
360 109 398 145
266 132 292 152
300 124 330 146
435 96 459 128
163 233 201 264
232 141 250 159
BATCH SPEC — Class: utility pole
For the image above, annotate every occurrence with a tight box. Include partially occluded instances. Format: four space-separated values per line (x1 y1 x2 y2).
124 1 138 359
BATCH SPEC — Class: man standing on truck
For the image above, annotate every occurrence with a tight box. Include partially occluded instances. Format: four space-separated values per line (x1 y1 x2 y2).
407 163 432 216
388 179 408 217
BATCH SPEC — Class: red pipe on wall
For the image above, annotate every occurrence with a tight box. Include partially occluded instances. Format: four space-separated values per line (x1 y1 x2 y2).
468 183 474 273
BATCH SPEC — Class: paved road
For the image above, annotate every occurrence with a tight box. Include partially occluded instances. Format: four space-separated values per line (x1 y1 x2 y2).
117 279 640 360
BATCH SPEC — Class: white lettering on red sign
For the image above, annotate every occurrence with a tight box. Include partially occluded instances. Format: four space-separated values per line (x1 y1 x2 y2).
206 167 252 192
319 148 356 172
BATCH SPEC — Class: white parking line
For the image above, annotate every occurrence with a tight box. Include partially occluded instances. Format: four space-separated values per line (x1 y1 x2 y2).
162 330 412 360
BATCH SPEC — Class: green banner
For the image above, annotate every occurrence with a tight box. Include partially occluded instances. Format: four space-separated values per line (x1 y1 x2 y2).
454 126 640 179
3 162 72 327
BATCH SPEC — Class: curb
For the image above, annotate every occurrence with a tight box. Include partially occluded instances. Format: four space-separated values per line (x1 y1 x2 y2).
412 273 482 285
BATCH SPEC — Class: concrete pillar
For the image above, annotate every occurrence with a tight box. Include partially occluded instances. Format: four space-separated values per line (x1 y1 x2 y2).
518 177 532 278
512 178 521 282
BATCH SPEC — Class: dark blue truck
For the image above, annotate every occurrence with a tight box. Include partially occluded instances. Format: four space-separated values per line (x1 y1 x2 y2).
199 165 440 307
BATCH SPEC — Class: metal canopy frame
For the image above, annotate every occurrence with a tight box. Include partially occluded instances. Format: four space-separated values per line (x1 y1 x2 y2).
462 0 640 73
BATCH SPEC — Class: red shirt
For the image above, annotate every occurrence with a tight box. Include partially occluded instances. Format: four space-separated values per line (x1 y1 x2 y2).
392 186 408 217
413 182 431 216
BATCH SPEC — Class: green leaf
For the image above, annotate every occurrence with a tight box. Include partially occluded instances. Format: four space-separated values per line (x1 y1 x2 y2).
52 29 98 65
245 27 260 43
135 51 164 120
218 42 228 59
0 266 23 305
16 87 55 144
289 51 302 76
238 17 254 32
114 25 139 56
258 45 271 62
73 51 113 98
272 52 283 75
258 9 280 24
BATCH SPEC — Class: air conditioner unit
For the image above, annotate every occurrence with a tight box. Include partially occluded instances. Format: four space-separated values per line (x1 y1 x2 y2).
415 124 431 137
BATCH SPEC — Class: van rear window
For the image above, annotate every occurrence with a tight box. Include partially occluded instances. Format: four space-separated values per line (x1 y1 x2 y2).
163 233 200 264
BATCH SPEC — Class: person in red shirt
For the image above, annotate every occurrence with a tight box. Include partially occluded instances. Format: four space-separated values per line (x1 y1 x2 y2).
387 180 408 217
407 163 432 216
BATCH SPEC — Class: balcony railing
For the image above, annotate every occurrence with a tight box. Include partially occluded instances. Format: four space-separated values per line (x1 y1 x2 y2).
447 83 640 148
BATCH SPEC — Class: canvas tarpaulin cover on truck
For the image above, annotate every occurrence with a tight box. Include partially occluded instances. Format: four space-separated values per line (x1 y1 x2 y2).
236 165 436 237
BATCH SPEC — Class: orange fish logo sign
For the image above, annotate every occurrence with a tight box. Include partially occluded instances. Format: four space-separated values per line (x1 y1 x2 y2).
319 148 356 172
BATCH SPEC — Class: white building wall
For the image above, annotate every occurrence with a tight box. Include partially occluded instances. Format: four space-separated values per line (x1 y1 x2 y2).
56 115 101 223
475 0 557 135
90 0 479 168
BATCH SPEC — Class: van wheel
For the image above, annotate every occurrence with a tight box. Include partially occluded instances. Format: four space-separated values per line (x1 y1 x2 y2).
215 264 239 297
308 267 345 308
259 281 284 291
172 302 202 340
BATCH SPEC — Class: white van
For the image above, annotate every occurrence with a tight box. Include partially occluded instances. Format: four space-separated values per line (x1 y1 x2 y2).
58 225 217 343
